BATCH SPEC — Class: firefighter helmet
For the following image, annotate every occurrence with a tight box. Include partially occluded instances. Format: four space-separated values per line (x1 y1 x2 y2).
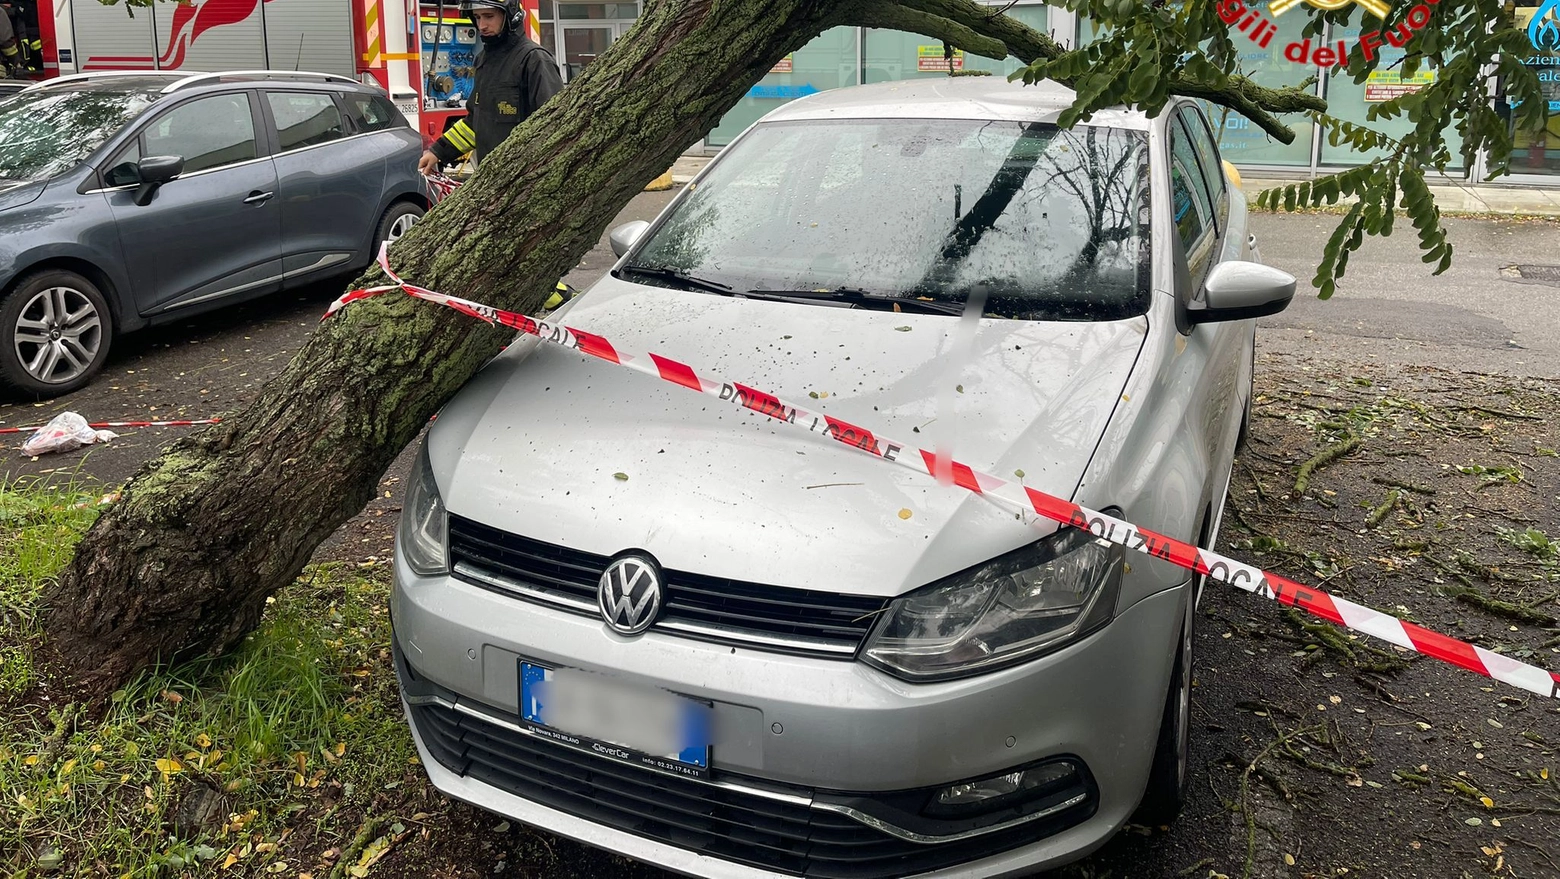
459 0 523 30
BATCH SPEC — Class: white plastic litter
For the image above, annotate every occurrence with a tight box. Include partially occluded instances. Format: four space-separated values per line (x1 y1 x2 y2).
19 412 119 457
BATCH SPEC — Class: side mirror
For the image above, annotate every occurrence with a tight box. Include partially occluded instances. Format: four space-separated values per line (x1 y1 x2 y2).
1189 260 1296 324
609 220 650 258
132 155 184 206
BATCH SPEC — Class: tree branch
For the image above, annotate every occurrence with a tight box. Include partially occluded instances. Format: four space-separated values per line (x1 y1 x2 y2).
855 0 1326 143
1165 73 1325 145
849 5 1008 59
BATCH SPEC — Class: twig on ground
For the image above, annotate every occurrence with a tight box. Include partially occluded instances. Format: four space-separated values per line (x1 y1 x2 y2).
1366 490 1401 528
1240 460 1271 504
1507 836 1560 874
1239 725 1323 879
1371 476 1435 495
327 816 387 879
1452 405 1543 422
1438 582 1557 627
1294 432 1362 495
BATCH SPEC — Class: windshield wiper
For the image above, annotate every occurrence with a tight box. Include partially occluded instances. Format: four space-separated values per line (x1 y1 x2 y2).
617 265 734 296
747 287 968 316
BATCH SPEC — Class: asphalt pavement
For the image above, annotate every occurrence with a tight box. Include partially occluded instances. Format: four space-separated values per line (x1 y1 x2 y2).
1251 212 1560 379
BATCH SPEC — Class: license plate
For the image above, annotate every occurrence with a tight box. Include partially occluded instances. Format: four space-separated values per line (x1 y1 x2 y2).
519 661 711 778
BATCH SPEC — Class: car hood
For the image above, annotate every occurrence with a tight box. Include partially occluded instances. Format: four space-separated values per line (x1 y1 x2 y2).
430 276 1147 598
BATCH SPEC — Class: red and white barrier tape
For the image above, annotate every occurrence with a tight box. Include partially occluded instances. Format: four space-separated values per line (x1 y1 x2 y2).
424 173 462 204
0 418 221 436
326 245 1560 700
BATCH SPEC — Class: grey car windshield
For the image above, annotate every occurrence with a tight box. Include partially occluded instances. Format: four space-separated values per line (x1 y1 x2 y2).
629 119 1151 321
0 88 157 182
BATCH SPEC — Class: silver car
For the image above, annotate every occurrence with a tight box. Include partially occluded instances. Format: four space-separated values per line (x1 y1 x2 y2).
392 77 1295 878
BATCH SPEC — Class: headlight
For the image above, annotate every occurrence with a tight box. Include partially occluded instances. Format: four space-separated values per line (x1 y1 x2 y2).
862 524 1124 681
397 441 448 576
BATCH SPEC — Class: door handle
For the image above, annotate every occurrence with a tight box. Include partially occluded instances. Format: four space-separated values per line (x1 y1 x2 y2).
243 190 274 205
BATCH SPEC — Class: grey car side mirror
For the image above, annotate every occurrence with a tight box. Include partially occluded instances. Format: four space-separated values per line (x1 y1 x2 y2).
133 155 184 207
609 220 650 258
1189 261 1296 324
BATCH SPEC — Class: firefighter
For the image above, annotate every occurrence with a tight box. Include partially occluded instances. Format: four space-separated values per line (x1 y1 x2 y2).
417 0 562 175
418 0 570 308
0 1 25 79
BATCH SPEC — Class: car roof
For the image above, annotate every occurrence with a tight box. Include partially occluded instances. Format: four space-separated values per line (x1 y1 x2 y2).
760 77 1150 131
22 71 383 101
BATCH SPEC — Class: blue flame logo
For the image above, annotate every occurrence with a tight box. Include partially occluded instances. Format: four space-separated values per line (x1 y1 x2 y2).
1531 0 1560 52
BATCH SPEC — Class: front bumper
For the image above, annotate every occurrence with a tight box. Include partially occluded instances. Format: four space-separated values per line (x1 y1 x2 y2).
393 554 1186 878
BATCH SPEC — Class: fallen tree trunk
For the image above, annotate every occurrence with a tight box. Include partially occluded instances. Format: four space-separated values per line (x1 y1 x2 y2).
43 0 1323 701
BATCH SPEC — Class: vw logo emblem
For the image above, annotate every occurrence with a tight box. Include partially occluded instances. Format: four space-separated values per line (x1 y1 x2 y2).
598 555 663 636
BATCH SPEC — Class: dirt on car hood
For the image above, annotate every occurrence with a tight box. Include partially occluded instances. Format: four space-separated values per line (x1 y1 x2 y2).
428 276 1147 598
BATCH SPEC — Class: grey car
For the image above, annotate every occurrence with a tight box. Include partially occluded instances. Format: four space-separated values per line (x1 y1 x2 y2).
392 78 1295 877
0 71 428 397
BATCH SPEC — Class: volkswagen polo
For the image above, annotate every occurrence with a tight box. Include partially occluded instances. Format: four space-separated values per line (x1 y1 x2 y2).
391 77 1295 878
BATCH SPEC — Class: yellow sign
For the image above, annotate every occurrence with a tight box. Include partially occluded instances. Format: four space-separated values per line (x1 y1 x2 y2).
917 45 964 72
1363 67 1435 101
1268 0 1390 19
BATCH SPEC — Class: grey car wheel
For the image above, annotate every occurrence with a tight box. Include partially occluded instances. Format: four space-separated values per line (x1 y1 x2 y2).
1134 589 1194 826
1 270 114 398
377 202 426 251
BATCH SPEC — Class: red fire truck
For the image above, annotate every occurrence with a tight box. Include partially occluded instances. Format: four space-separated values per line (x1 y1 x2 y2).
7 0 542 147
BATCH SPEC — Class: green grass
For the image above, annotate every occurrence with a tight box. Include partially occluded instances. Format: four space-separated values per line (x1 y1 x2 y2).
0 482 417 877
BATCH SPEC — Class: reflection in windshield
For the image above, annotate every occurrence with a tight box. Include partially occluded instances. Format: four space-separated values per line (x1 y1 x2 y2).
0 89 155 182
632 119 1151 321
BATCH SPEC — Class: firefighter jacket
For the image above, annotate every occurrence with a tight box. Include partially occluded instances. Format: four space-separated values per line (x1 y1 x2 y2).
430 32 562 165
0 6 18 65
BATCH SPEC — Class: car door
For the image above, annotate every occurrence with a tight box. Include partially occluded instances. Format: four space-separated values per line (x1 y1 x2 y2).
1167 105 1246 499
105 90 284 316
262 89 385 280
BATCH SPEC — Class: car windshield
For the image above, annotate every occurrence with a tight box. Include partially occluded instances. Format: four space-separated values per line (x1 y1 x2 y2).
0 88 156 182
629 118 1151 321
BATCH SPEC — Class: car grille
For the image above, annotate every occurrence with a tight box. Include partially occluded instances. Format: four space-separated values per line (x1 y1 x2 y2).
447 515 890 657
411 699 1095 879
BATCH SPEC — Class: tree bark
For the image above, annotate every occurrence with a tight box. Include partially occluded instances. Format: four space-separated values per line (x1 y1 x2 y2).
42 0 1327 701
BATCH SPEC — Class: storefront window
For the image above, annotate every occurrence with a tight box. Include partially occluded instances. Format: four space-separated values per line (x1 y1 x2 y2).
1319 25 1464 169
962 6 1050 77
556 2 637 19
1199 10 1315 166
706 27 858 147
1503 4 1560 176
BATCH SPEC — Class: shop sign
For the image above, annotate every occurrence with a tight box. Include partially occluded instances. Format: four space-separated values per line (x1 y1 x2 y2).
917 45 964 71
1364 67 1435 100
1530 0 1560 52
770 54 794 74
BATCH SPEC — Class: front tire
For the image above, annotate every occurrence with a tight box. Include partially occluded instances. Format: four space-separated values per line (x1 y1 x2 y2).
1 270 114 398
376 201 425 252
1134 589 1194 827
1236 339 1255 452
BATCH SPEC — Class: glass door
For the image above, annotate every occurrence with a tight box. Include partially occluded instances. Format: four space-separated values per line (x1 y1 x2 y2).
560 25 613 81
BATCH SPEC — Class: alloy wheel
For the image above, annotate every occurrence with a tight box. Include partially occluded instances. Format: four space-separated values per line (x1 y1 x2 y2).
13 285 103 385
386 212 420 243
